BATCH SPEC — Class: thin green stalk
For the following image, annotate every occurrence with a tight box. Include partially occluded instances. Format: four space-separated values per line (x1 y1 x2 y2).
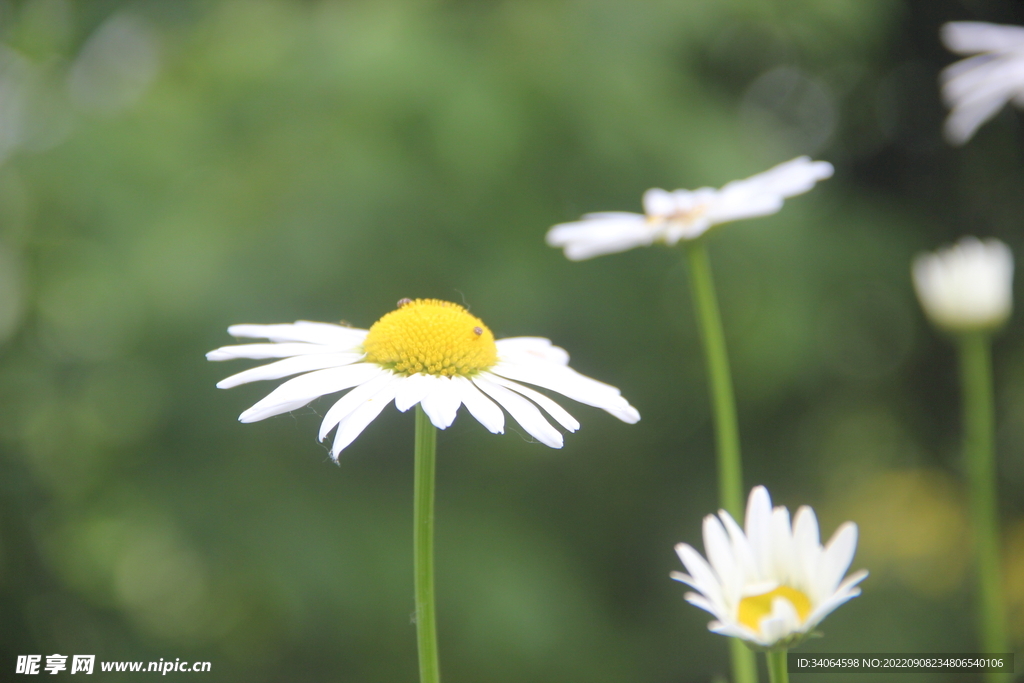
957 332 1007 683
414 405 441 683
685 239 756 683
765 650 789 683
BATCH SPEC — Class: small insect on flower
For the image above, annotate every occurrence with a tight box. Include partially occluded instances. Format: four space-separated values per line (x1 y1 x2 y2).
545 157 833 261
912 237 1014 333
672 486 867 650
207 299 640 459
940 21 1024 145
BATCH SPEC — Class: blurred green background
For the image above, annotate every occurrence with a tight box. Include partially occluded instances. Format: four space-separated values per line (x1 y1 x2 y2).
0 0 1022 681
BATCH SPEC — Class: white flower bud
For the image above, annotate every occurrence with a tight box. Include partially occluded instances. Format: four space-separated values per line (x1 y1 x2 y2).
912 237 1014 332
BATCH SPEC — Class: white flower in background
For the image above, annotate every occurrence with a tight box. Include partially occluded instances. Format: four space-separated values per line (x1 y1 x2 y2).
672 486 867 649
940 21 1024 145
545 156 833 261
208 298 640 459
913 237 1014 332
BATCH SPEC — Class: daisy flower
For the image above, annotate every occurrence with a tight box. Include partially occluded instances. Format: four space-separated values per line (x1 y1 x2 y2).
207 298 640 458
941 21 1024 145
545 156 833 261
672 486 867 650
912 237 1014 333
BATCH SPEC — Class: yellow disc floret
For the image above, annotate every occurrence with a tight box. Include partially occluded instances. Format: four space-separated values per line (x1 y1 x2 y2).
737 586 812 633
362 299 497 377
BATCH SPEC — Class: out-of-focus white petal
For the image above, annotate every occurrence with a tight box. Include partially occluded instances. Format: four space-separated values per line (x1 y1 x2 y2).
546 213 655 261
942 21 1024 56
940 21 1024 144
547 158 831 259
642 188 677 216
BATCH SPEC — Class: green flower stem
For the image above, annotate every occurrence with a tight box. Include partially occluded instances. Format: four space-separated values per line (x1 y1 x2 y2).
957 332 1007 682
414 405 441 683
685 239 756 683
765 650 789 683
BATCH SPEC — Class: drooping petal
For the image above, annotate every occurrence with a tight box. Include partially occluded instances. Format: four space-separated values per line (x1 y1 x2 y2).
450 376 504 434
420 376 463 429
485 375 580 432
317 370 397 441
330 376 403 458
393 373 437 413
472 376 563 448
238 363 384 423
490 362 640 424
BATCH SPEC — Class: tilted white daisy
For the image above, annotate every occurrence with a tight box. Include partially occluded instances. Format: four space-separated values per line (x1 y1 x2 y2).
941 21 1024 145
545 156 833 261
912 237 1014 333
672 486 867 650
207 298 640 459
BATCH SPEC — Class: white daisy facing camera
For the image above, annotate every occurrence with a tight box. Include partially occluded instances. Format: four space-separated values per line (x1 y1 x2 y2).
208 298 640 459
672 486 867 650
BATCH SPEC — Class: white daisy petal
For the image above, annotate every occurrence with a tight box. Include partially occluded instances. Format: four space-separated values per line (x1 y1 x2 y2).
216 352 365 389
207 342 355 361
227 321 368 345
485 375 580 432
490 362 640 424
419 376 463 430
495 337 570 366
330 376 402 459
393 373 436 413
913 237 1013 331
673 485 866 648
450 376 504 434
642 188 676 216
819 522 858 596
939 21 1024 144
317 370 396 441
703 514 739 604
545 213 656 261
472 376 563 448
674 543 726 608
792 505 822 588
238 363 384 423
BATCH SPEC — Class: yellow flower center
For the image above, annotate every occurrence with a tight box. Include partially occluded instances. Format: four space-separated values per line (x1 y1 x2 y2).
362 299 497 377
737 586 812 634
